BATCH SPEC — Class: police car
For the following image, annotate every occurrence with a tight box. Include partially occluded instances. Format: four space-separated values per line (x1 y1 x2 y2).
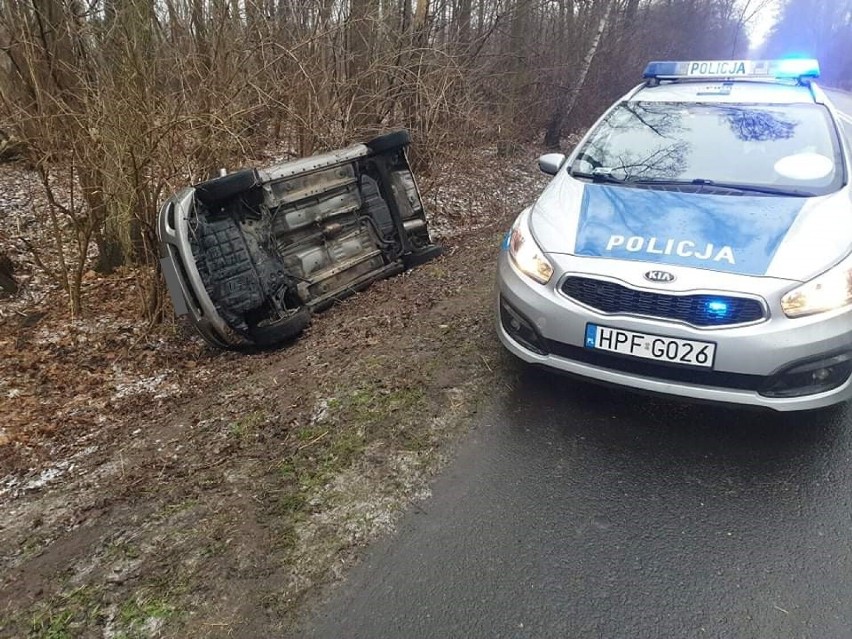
497 59 852 411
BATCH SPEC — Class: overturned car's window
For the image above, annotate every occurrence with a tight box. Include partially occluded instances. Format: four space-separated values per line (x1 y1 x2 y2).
571 101 844 195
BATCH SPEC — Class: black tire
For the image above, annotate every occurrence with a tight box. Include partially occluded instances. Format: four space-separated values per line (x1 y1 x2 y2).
247 307 311 347
402 244 442 269
195 169 259 207
365 130 411 154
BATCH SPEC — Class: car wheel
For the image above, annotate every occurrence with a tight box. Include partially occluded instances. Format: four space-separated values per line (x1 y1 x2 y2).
402 244 443 269
247 307 311 347
195 169 259 207
366 130 411 154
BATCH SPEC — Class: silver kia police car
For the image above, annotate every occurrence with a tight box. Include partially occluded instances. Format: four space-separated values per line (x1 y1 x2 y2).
497 59 852 411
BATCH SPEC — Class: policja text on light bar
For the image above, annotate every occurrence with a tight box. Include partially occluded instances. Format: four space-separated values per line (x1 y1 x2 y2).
643 59 820 80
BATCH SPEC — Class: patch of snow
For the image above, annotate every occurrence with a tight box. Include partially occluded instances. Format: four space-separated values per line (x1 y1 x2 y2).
0 444 99 501
101 604 122 639
310 397 334 424
0 460 71 500
143 616 166 635
112 370 181 401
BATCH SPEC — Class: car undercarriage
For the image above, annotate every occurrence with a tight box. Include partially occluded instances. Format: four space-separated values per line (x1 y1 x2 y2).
158 130 441 348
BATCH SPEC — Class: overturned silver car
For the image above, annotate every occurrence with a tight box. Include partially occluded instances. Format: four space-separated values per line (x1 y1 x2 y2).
158 131 441 348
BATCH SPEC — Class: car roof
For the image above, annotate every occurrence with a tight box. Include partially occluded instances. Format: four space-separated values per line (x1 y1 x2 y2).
628 81 819 105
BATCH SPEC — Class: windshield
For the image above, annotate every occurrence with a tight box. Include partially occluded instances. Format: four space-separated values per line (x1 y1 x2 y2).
571 101 844 196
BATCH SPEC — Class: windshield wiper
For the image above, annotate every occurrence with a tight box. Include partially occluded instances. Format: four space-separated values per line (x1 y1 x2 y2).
570 170 816 197
625 178 816 197
569 167 627 184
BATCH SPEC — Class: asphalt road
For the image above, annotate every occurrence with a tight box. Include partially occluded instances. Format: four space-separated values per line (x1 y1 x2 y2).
303 93 852 639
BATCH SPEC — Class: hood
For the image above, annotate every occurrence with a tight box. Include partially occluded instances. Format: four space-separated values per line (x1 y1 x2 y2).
529 172 852 282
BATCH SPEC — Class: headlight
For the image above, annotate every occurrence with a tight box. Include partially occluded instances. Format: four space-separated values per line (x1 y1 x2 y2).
507 211 554 284
781 252 852 318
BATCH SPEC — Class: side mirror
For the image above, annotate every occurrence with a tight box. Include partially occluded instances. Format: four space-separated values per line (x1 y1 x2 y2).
538 153 566 176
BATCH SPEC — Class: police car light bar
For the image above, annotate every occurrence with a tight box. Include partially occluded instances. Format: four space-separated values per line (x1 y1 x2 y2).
643 59 821 81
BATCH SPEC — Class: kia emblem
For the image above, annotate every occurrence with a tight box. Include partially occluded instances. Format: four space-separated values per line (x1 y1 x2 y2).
644 270 676 283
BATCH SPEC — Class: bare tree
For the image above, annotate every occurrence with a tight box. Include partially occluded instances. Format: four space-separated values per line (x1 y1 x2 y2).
0 0 763 321
544 1 614 149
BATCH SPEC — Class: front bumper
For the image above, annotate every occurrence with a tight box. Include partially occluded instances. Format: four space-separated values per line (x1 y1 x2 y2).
157 188 239 348
496 252 852 411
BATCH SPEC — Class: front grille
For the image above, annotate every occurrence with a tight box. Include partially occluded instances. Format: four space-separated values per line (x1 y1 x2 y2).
561 277 765 327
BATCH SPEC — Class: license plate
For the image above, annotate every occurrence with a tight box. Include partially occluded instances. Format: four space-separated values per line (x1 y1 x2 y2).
585 324 716 368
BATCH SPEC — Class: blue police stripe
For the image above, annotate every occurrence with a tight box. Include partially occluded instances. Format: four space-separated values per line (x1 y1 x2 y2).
574 185 807 276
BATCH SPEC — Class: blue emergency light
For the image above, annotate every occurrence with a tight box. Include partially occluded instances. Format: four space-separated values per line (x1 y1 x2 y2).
706 300 730 318
643 59 820 81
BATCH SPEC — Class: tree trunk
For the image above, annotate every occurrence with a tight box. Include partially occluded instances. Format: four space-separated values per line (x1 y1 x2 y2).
413 0 429 47
348 0 379 131
503 0 531 143
76 164 127 274
401 0 430 142
543 2 613 149
0 253 17 294
94 232 125 274
456 0 472 51
402 0 412 31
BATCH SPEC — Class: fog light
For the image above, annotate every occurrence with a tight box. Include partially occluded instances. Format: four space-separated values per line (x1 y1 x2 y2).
812 368 831 383
762 352 852 398
500 297 548 355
